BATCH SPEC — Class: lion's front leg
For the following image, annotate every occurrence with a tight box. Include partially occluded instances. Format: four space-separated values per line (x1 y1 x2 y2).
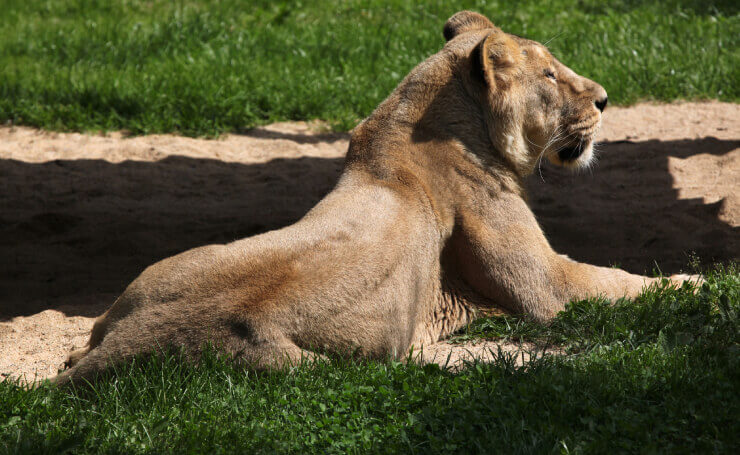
551 254 699 303
448 195 697 321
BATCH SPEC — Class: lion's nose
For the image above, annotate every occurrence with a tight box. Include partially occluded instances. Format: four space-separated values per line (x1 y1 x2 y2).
595 96 608 112
591 83 608 112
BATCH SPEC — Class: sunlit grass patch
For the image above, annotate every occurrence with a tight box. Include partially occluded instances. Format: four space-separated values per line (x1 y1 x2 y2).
0 0 737 136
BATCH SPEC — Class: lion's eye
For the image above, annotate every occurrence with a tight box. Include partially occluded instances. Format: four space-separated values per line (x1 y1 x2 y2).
544 69 557 81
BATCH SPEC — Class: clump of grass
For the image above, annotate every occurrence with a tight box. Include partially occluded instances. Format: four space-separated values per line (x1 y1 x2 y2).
1 263 738 453
1 0 737 136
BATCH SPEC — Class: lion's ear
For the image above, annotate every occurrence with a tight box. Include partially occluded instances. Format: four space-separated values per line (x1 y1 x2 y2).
443 11 494 41
474 32 522 89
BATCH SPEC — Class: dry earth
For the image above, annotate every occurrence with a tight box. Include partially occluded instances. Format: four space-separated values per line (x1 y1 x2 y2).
1 101 738 381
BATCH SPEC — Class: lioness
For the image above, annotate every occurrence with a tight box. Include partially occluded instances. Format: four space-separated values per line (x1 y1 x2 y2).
53 11 695 385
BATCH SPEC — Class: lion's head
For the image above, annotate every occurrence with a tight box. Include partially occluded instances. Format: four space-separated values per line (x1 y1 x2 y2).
443 11 608 172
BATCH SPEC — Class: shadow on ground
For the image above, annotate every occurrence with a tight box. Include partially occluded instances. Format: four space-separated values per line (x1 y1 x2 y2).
1 137 737 319
528 137 738 275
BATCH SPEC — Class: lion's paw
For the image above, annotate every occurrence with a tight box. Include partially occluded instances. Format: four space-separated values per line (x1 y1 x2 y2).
667 273 705 291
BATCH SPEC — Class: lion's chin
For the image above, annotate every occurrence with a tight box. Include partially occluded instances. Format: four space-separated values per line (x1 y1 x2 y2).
547 141 595 169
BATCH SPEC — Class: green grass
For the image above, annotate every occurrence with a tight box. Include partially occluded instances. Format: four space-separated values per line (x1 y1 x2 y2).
1 0 737 136
1 264 738 454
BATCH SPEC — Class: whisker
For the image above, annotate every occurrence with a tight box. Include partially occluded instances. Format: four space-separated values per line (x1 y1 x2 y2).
536 125 564 181
543 31 565 47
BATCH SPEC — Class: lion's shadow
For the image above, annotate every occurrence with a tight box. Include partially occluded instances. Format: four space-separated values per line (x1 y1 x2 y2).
0 137 737 319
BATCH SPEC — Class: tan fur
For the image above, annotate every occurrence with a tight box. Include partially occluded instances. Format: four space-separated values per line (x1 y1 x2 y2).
51 11 698 385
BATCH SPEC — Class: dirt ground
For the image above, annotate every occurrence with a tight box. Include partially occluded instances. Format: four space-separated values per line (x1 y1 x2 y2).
1 101 738 381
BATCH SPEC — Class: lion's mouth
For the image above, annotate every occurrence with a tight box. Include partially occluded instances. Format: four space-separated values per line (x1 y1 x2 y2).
545 119 600 168
557 143 586 162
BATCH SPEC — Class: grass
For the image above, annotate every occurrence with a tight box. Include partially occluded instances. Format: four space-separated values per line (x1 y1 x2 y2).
0 0 737 136
1 263 738 454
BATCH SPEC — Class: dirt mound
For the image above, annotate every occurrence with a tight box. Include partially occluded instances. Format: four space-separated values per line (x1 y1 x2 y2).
1 102 738 381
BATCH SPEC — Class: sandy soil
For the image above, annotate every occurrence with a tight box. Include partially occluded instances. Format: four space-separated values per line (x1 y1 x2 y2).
1 101 738 381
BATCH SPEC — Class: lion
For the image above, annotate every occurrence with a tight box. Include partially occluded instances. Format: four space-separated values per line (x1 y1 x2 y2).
51 11 697 385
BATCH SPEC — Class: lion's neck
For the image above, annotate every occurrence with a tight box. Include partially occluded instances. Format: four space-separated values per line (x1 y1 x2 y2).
344 79 525 234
